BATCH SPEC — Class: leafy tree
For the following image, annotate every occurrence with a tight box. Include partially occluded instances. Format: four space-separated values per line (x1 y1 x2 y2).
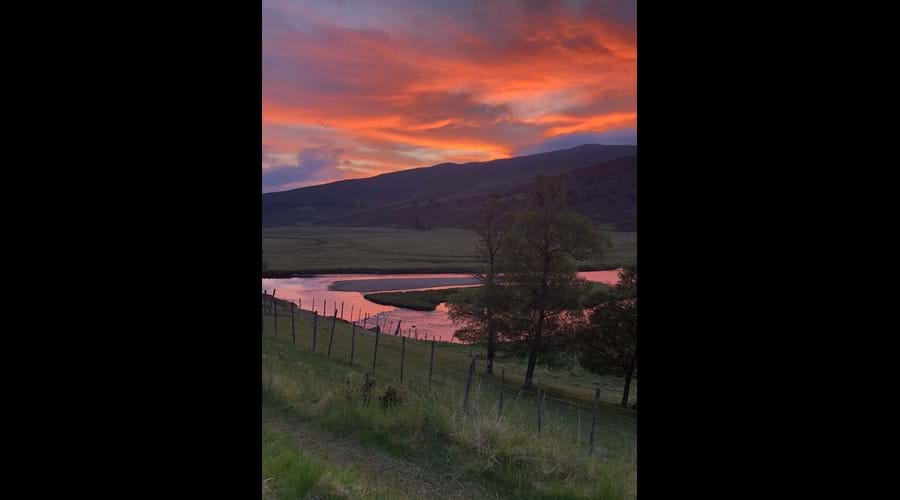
575 266 637 407
496 175 607 389
448 195 514 374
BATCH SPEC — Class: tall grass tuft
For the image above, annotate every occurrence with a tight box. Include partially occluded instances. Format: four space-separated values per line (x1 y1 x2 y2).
262 428 324 499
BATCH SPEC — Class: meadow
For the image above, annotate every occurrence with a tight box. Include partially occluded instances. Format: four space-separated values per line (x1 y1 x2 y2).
262 225 636 275
362 288 471 311
262 294 636 499
364 283 613 311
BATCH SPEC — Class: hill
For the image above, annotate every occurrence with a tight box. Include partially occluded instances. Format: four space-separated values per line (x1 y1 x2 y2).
262 144 636 231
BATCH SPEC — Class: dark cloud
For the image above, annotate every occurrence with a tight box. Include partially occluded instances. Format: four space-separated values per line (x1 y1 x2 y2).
580 0 636 29
517 128 636 155
262 146 345 192
402 92 512 126
561 88 636 117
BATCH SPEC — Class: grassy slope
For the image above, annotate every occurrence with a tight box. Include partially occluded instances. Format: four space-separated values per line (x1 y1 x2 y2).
262 225 636 275
262 295 636 499
263 426 406 499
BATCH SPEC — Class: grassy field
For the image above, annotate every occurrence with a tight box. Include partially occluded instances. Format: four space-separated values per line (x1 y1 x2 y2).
263 426 407 499
262 294 636 499
330 277 478 292
262 225 636 275
365 283 612 311
363 288 473 311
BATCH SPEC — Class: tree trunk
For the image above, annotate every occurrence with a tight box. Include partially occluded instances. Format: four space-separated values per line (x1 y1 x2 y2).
485 322 496 374
484 270 496 375
523 258 549 389
523 346 538 389
621 350 637 407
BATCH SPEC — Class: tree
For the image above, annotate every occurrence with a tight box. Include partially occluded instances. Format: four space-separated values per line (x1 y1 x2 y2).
575 266 637 407
497 175 607 389
448 195 514 374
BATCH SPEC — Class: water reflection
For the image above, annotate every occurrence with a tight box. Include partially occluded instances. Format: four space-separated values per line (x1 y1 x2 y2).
262 271 620 343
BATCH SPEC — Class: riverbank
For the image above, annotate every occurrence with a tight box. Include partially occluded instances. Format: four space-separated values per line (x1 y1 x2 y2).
363 288 471 311
263 271 621 343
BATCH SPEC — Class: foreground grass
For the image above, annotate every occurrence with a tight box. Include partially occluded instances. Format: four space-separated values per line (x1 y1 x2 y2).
262 297 636 498
262 225 636 274
263 426 405 499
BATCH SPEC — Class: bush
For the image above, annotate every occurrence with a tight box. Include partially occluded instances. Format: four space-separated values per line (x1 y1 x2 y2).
379 383 408 409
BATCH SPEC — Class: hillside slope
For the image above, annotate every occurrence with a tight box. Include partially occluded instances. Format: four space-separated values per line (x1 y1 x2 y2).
262 144 636 230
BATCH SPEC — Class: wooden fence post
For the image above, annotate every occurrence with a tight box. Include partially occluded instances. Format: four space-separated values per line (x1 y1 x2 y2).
589 384 600 455
400 336 406 382
463 356 476 411
327 309 338 357
428 339 435 389
271 289 276 315
372 324 380 372
273 294 277 337
340 302 344 320
290 303 296 345
312 312 318 351
350 314 357 365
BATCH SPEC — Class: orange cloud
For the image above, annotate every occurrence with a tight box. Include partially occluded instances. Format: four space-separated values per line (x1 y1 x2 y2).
262 0 636 192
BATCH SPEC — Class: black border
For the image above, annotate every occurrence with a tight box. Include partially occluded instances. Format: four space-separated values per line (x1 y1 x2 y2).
46 1 791 496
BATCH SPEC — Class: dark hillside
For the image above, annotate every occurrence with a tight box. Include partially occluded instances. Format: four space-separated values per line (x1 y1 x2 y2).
262 144 636 230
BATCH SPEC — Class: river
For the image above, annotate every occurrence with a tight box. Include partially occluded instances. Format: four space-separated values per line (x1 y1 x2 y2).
262 270 620 343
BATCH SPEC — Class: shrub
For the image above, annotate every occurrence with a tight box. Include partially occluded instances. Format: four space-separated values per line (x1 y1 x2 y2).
379 383 408 409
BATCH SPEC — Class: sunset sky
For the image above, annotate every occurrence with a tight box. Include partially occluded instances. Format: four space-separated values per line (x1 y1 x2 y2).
262 0 636 192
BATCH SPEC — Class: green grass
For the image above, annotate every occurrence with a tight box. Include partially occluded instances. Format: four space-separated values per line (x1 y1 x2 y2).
262 296 637 499
263 426 405 499
366 284 614 311
262 225 636 275
363 287 475 311
263 427 325 499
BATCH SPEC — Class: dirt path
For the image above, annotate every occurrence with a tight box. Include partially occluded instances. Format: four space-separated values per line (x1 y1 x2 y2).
263 410 496 499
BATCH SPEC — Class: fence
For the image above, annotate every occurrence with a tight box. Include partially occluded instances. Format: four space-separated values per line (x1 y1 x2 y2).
261 291 636 455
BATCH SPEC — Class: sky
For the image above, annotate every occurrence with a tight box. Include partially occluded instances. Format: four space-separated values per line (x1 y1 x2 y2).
262 0 636 192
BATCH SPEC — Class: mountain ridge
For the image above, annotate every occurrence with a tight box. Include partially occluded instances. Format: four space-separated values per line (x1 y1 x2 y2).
262 143 636 230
